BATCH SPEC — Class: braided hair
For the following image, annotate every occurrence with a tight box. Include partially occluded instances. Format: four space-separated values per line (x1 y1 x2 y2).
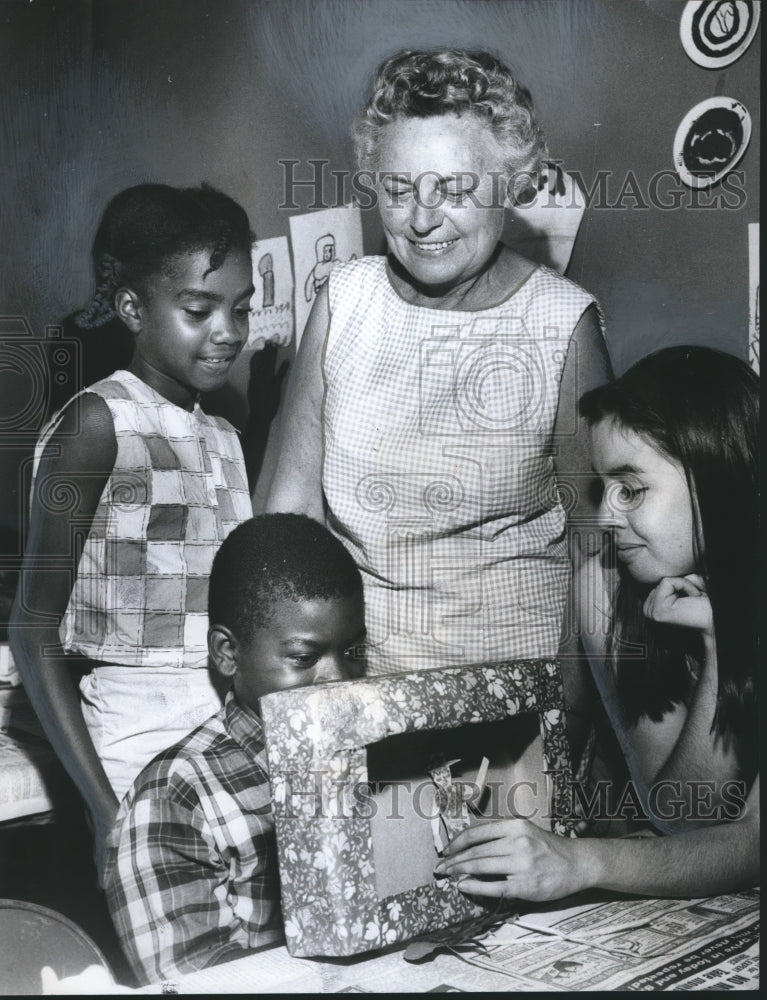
75 183 255 329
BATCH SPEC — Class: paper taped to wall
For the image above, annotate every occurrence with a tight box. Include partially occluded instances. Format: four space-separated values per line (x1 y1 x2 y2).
289 205 363 348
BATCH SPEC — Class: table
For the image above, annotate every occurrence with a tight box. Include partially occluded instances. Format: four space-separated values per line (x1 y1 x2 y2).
123 889 758 993
3 639 756 992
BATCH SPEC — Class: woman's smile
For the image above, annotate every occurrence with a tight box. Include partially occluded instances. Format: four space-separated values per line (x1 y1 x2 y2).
407 237 459 254
376 114 508 301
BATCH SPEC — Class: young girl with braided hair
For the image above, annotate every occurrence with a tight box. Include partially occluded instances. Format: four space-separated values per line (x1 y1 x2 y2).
10 183 255 878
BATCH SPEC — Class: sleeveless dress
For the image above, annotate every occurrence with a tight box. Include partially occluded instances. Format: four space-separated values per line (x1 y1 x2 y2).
323 257 600 675
31 370 253 796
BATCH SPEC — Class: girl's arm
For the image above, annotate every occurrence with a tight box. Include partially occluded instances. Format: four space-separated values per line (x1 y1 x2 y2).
442 566 759 902
638 576 743 830
9 394 119 879
241 342 290 490
262 284 329 521
552 306 612 562
438 774 758 901
575 564 744 828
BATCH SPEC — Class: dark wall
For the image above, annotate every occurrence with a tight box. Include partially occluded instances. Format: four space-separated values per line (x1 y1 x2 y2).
0 0 760 535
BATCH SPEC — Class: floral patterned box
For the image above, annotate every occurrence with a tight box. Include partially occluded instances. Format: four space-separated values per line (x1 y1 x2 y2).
259 659 574 958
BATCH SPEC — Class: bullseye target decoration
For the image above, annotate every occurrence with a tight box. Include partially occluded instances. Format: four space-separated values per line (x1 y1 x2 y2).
680 1 760 69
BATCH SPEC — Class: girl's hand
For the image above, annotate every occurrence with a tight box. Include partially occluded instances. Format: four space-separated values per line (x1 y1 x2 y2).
433 818 593 901
643 574 713 636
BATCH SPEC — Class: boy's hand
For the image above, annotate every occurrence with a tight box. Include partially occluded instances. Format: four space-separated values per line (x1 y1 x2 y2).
643 574 713 637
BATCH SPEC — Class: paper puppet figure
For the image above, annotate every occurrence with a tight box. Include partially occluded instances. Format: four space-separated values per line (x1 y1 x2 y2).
304 233 356 303
428 756 489 858
258 252 275 308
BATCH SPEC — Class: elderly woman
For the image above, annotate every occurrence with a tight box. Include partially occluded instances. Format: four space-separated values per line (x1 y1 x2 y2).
267 49 611 676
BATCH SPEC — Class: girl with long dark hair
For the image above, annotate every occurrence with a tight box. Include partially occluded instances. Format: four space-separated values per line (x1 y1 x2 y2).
437 347 758 899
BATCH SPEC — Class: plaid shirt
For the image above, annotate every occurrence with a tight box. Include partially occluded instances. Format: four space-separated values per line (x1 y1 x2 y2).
104 692 283 985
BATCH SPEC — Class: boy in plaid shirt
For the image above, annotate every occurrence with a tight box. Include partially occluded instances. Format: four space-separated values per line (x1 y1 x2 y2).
104 514 366 985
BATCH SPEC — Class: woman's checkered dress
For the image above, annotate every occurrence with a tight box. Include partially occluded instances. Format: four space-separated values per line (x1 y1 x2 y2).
323 257 598 675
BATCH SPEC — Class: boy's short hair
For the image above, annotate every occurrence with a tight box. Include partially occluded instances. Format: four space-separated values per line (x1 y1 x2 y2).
209 514 363 643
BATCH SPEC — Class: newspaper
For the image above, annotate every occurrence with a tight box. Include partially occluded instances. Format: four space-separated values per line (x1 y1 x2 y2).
121 890 759 994
0 728 59 823
0 642 20 686
445 890 760 992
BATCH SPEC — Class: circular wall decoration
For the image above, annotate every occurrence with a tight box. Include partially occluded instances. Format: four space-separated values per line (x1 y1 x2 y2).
680 1 760 69
673 96 751 188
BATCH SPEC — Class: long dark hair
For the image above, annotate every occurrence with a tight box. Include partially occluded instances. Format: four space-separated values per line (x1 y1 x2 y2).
580 346 758 777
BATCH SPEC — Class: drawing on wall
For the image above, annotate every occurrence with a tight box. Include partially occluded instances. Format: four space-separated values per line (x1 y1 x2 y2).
247 236 294 350
506 162 586 275
680 1 760 69
257 252 275 308
289 204 363 348
219 235 295 412
748 223 759 374
304 234 347 303
673 96 751 188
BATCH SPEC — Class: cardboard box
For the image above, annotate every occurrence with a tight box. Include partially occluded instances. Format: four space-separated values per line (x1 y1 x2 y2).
260 659 574 958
